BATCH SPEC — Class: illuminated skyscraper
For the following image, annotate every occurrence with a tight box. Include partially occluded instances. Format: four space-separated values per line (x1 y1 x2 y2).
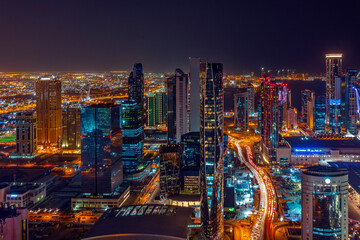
159 144 181 198
181 131 200 168
301 166 348 240
286 107 297 130
278 83 291 131
345 69 358 135
146 92 156 126
121 100 144 172
36 76 62 148
247 83 255 115
325 54 343 127
314 95 326 134
62 107 81 150
329 77 342 134
80 103 123 194
260 75 281 164
234 91 249 131
167 69 188 144
189 57 201 132
301 90 315 129
200 62 224 240
128 63 145 125
155 87 167 124
14 111 37 157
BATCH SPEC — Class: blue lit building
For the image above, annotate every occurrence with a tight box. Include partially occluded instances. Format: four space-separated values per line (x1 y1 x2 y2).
121 100 144 172
234 91 249 131
314 95 326 134
346 69 358 135
128 63 145 125
80 103 123 195
181 132 200 168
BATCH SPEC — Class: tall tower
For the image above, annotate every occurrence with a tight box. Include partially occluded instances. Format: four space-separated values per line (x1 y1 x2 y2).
128 63 145 125
146 92 156 127
234 91 249 131
14 111 37 157
301 166 348 240
325 54 343 128
200 62 224 240
346 69 358 135
314 95 326 134
62 107 81 150
189 57 201 132
301 90 315 129
80 103 123 194
167 69 188 144
260 75 281 164
36 76 62 148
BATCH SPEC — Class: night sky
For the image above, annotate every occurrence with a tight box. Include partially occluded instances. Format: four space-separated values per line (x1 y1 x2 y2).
1 0 359 73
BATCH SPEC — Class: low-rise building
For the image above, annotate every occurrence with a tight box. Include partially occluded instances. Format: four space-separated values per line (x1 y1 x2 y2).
5 183 46 208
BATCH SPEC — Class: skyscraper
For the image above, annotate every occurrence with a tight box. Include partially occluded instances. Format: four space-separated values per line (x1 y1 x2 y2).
325 54 343 127
159 144 181 198
279 84 291 131
234 91 249 131
301 166 348 240
181 132 200 168
247 83 255 116
167 69 188 144
260 75 281 164
62 107 81 150
155 87 167 124
301 90 315 129
189 57 201 132
329 77 342 134
146 92 156 127
200 62 224 240
286 107 297 130
121 100 144 172
14 111 37 157
346 69 358 135
128 63 145 125
36 76 62 148
80 103 123 194
314 95 326 134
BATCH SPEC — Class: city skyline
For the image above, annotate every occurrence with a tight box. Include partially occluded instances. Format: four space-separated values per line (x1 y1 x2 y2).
0 1 360 73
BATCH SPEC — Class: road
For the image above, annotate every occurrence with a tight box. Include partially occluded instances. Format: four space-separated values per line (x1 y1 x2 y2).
231 137 276 240
133 171 159 205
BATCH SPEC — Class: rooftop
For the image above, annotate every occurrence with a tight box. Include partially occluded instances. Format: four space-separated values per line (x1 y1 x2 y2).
83 204 192 240
285 136 360 149
303 165 348 177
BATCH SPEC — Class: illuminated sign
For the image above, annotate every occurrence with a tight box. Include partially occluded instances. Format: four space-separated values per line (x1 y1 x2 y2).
330 99 341 106
10 194 17 198
294 149 323 153
325 178 331 184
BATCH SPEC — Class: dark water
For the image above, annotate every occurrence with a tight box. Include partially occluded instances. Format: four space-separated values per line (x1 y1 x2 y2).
224 80 326 112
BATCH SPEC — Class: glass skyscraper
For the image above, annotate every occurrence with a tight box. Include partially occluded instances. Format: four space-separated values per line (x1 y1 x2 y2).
301 166 348 240
346 69 358 135
234 91 249 131
200 62 224 240
181 132 200 168
314 95 326 134
128 63 145 125
121 100 144 172
80 103 123 195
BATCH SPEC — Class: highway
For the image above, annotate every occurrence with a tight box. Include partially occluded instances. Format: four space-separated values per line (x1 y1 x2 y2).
232 137 276 240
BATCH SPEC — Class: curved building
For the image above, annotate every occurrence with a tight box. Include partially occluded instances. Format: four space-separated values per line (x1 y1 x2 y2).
301 166 348 240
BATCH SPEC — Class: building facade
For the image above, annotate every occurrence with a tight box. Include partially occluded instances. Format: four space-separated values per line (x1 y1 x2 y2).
181 132 200 168
128 63 145 125
81 104 123 195
62 107 81 150
189 57 201 132
200 62 224 239
36 76 62 148
234 91 249 131
314 95 326 134
301 89 315 129
301 166 348 240
159 144 181 198
346 69 358 135
14 111 37 157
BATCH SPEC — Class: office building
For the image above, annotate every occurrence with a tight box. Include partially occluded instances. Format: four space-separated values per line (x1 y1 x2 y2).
0 205 28 240
189 57 201 132
146 92 156 126
167 69 188 144
247 83 255 115
81 104 123 195
36 76 62 148
181 132 200 168
62 107 81 150
301 166 348 240
159 144 181 198
128 63 145 125
286 107 297 130
346 69 358 135
329 77 342 134
314 95 326 134
301 90 315 129
279 84 291 131
121 100 144 172
200 62 224 240
234 91 249 131
325 54 343 127
260 75 281 164
155 87 167 124
14 111 37 157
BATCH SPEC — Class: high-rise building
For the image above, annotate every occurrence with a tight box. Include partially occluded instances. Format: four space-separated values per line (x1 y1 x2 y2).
181 132 200 168
62 107 81 150
200 62 224 240
189 57 201 132
155 87 167 124
36 76 62 148
159 144 181 198
0 205 28 240
314 95 326 134
279 84 291 131
121 100 144 172
301 166 348 240
301 90 315 129
234 91 249 131
80 104 123 194
286 107 297 130
145 92 156 127
247 83 255 115
128 63 145 125
167 69 188 144
260 75 281 164
325 54 343 127
329 77 342 134
346 69 358 135
14 111 37 157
